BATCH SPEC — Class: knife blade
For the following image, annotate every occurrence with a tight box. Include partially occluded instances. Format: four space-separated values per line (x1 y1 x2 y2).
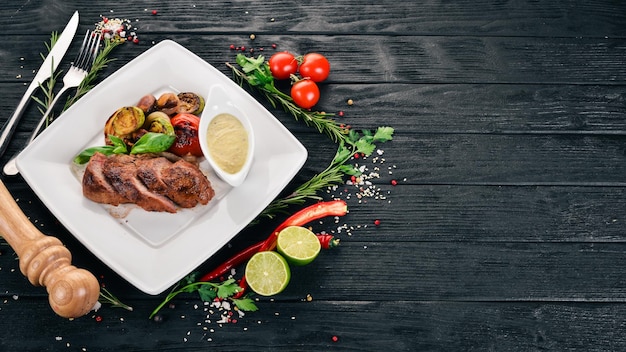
0 10 79 158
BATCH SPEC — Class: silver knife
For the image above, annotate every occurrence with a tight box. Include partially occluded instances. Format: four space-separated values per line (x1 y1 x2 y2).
0 11 79 158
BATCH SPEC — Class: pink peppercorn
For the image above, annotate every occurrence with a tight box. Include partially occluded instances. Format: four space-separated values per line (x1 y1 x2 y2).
374 219 381 226
230 44 235 50
391 179 398 186
272 43 277 49
332 335 339 342
152 10 158 15
95 316 103 322
338 111 344 117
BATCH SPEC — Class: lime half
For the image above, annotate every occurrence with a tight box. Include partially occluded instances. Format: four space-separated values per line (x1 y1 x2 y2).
276 226 322 266
245 251 291 296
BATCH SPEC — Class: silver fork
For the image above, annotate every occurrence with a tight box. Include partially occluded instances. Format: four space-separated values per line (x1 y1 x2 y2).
3 30 101 176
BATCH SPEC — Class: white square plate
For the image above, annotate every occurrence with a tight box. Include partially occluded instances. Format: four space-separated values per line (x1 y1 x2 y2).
17 40 308 294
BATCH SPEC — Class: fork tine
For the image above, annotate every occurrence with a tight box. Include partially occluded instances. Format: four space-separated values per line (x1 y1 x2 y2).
73 31 91 68
74 30 101 71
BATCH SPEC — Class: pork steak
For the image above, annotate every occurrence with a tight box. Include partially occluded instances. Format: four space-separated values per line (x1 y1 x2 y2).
82 152 214 213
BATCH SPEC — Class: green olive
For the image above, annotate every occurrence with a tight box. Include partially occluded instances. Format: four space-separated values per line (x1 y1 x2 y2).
177 92 205 115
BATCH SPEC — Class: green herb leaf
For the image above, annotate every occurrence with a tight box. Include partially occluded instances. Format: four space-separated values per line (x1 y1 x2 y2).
197 285 218 302
216 279 241 298
237 53 266 74
73 145 124 164
373 126 394 142
130 132 175 154
232 297 259 312
354 138 376 156
73 135 128 164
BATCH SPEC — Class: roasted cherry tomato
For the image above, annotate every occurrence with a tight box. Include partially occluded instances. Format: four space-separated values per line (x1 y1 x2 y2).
299 53 330 82
268 51 299 80
168 113 202 156
291 79 320 109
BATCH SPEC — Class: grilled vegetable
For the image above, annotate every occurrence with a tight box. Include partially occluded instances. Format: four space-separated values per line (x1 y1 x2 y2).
156 92 180 116
143 111 175 136
177 92 205 115
136 94 157 114
104 106 145 145
168 113 203 157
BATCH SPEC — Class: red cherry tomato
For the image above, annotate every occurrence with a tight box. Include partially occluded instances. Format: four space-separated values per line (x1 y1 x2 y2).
291 79 320 109
268 51 299 80
168 113 202 156
299 53 330 82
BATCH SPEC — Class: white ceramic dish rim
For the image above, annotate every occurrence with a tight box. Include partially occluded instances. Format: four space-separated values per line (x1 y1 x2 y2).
16 40 308 295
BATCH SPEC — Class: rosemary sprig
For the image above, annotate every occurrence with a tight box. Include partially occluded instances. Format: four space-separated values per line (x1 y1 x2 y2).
258 127 394 219
32 33 60 127
99 286 133 311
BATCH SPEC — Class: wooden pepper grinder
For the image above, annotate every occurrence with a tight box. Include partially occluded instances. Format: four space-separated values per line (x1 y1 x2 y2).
0 180 99 318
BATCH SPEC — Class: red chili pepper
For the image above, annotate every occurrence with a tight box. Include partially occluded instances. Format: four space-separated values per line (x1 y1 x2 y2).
260 200 348 252
316 233 340 249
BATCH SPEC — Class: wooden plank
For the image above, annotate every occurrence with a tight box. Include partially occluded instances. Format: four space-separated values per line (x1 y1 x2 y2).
1 1 625 37
0 297 624 351
1 34 624 84
277 241 626 302
289 132 626 184
323 185 626 242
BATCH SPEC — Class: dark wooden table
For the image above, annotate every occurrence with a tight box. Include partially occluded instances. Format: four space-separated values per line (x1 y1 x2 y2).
1 1 625 351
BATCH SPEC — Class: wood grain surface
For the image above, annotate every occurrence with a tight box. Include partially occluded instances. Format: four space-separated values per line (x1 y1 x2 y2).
0 0 625 351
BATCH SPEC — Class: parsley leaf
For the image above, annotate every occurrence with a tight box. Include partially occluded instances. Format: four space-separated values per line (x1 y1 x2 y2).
373 126 394 142
197 285 217 302
215 279 241 298
232 297 259 312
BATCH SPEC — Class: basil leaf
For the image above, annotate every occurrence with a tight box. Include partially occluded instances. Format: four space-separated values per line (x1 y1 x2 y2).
73 135 128 164
130 132 175 155
73 145 125 165
108 135 127 149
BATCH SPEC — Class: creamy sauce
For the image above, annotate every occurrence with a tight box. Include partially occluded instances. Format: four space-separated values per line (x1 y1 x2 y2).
206 113 249 174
